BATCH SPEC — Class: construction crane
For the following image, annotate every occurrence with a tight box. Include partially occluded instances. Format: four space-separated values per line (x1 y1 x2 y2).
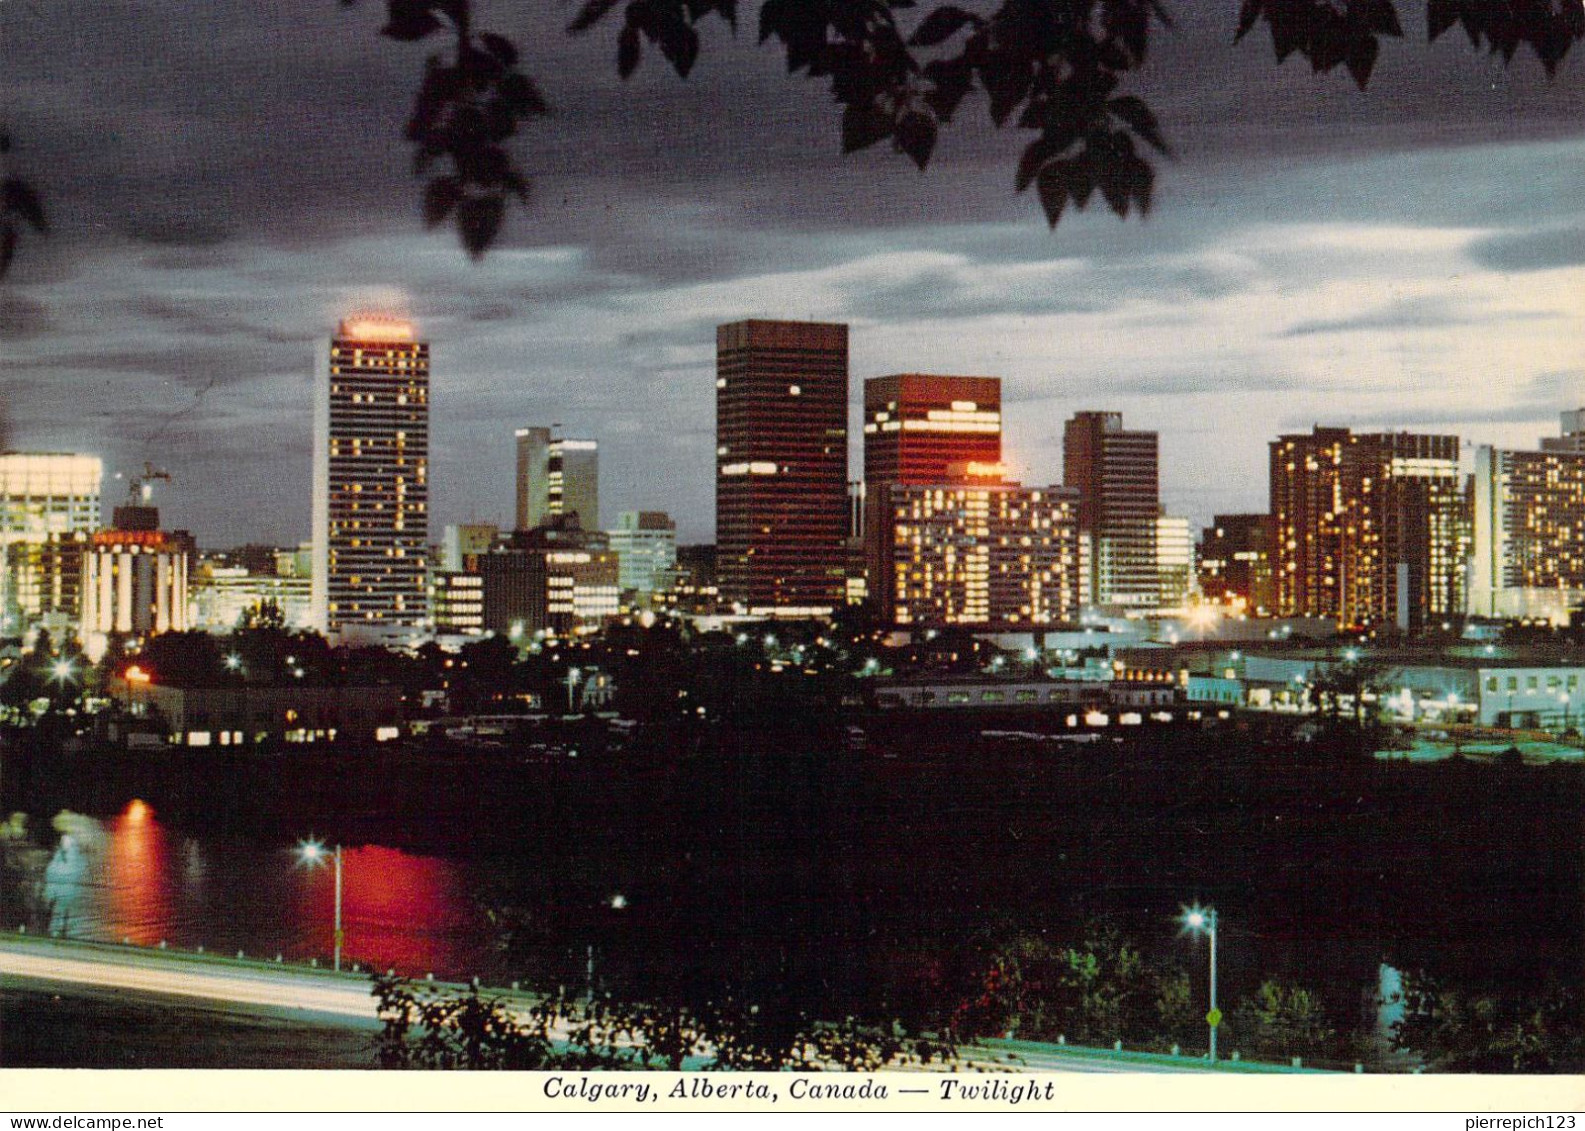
118 462 172 505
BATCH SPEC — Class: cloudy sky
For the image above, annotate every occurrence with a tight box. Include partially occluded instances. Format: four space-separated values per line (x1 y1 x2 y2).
3 1 1583 546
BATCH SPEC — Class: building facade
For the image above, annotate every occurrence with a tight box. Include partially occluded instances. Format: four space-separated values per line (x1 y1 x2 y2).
515 428 599 532
1063 412 1159 611
479 519 620 638
190 565 312 631
862 374 1002 619
311 318 430 643
1471 414 1585 622
441 523 500 572
81 527 192 649
1197 513 1275 615
0 453 102 637
1270 427 1352 621
607 510 677 597
715 319 849 615
1271 426 1466 630
885 474 1082 628
1338 431 1466 631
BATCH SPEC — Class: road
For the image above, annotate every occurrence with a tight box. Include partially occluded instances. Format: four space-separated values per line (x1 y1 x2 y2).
0 934 1322 1073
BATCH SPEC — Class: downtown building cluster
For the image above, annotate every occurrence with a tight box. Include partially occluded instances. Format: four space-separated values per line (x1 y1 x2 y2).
11 317 1585 655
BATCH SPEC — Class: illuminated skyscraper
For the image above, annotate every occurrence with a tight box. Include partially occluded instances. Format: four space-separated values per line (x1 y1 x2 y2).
311 317 430 643
1338 431 1464 631
1269 426 1351 621
1471 413 1585 623
1063 412 1159 610
1271 425 1465 630
715 319 848 615
515 428 599 531
862 374 1003 620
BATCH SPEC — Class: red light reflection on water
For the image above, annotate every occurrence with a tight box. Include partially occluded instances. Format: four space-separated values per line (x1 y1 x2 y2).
105 799 173 945
295 844 481 976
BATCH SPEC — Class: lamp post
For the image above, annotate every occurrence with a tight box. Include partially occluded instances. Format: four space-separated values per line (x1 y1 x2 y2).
297 838 343 972
1182 904 1220 1062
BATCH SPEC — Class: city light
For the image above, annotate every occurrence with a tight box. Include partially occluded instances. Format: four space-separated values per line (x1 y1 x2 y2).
1180 903 1221 1062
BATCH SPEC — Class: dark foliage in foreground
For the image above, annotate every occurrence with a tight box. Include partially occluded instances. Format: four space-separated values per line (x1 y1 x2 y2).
371 973 957 1070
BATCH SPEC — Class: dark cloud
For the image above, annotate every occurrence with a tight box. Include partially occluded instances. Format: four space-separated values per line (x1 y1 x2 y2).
1469 222 1585 273
1284 295 1560 336
0 294 54 341
3 2 1584 543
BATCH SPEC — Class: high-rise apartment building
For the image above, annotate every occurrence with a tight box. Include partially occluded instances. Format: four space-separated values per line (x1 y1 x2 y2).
1062 412 1159 610
1471 413 1585 623
1339 432 1465 631
715 319 848 615
1270 426 1351 621
1271 426 1465 630
311 317 430 643
862 374 1002 617
0 452 102 636
516 428 599 532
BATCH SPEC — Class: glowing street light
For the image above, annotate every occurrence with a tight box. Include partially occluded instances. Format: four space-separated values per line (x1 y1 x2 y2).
566 667 582 712
224 653 243 672
297 838 344 972
50 658 77 685
1181 903 1221 1062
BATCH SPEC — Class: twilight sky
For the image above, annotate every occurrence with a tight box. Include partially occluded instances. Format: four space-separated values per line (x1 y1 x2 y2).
2 1 1583 546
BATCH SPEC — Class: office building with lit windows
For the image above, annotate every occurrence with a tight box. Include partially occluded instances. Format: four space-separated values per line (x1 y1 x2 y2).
1471 413 1585 623
863 374 1002 617
715 319 848 615
0 452 102 636
1063 412 1160 610
886 468 1081 628
516 428 599 532
311 318 430 643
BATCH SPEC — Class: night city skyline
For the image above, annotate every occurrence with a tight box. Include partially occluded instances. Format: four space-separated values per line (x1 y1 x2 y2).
1 2 1582 547
3 0 1585 1103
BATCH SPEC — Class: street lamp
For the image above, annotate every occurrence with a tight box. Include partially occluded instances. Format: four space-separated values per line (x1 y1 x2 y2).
297 838 343 972
1181 903 1220 1062
566 667 581 712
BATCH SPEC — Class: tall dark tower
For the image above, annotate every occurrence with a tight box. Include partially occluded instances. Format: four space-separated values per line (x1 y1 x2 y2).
1063 411 1159 610
715 319 849 615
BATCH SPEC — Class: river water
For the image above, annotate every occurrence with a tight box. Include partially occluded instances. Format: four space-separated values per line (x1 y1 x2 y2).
7 804 504 982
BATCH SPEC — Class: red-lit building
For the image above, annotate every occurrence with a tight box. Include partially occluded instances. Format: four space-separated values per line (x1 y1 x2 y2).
862 374 1004 619
715 319 849 616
